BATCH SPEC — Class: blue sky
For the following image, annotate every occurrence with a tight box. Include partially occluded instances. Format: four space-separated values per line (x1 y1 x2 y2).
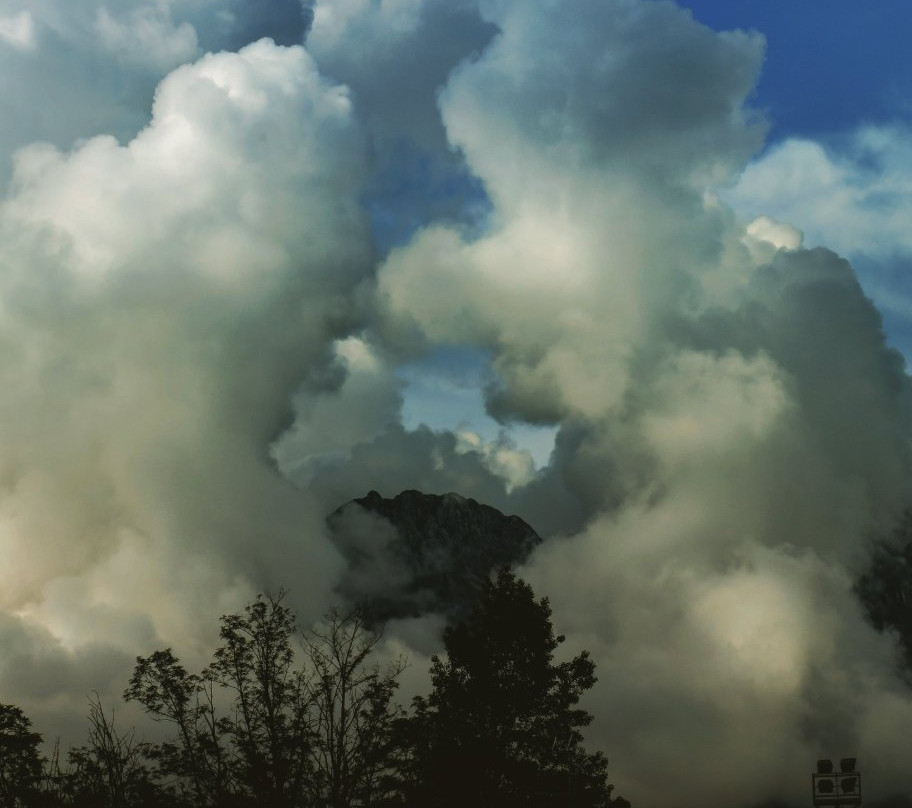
682 1 911 141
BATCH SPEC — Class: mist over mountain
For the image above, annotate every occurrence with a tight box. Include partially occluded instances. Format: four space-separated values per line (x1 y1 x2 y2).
327 489 541 623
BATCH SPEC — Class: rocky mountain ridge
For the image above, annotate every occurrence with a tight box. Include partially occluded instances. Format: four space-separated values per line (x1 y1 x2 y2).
326 489 541 623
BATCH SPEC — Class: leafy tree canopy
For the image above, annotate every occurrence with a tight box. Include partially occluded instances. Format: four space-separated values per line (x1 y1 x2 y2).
403 568 628 808
0 703 44 807
856 510 912 677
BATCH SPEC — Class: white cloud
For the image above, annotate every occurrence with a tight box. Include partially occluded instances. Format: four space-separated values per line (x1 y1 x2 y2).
728 127 912 259
0 9 34 50
379 0 768 423
0 0 315 190
310 0 424 55
454 429 537 492
0 2 911 806
374 1 912 804
746 214 803 253
0 38 375 730
95 5 198 71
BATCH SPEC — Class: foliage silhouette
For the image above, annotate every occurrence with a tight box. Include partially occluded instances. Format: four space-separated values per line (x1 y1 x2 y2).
301 609 405 808
0 703 43 807
125 592 401 807
64 693 162 808
400 567 628 808
856 510 912 677
2 574 626 807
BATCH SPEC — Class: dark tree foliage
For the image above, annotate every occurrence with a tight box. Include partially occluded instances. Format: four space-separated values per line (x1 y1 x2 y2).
205 592 311 807
64 694 163 808
124 648 230 805
301 610 405 808
856 510 912 676
0 704 43 808
1 575 627 808
401 568 628 808
125 592 401 808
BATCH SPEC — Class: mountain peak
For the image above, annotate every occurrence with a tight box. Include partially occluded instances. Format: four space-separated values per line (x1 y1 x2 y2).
327 489 542 624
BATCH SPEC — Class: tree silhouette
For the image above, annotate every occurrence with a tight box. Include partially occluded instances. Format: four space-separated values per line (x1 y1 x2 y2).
126 592 312 807
125 594 403 807
856 510 912 678
401 568 628 808
65 693 161 808
124 648 230 805
1 576 628 807
301 609 404 808
0 703 43 808
206 591 311 807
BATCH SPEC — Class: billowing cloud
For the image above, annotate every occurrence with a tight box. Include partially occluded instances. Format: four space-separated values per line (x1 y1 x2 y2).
0 37 374 722
727 126 912 361
373 0 912 804
728 129 912 260
1 1 912 806
306 0 497 248
0 0 311 188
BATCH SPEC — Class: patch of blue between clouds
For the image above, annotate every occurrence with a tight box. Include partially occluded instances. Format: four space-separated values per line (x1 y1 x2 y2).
397 345 558 470
363 141 492 255
362 142 555 467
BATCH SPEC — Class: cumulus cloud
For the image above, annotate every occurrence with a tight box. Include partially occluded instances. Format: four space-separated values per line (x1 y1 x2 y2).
728 129 912 260
306 0 496 248
0 37 375 733
453 429 536 492
373 0 912 804
0 0 312 189
95 5 198 71
272 335 405 484
1 0 912 806
727 127 912 360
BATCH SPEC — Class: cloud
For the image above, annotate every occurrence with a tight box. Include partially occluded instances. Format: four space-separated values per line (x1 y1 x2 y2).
728 128 912 260
95 5 198 71
453 429 536 492
0 0 313 190
0 37 375 732
0 1 911 806
307 0 497 248
374 1 912 804
526 529 909 806
726 127 912 363
271 335 405 483
0 9 35 50
379 0 767 424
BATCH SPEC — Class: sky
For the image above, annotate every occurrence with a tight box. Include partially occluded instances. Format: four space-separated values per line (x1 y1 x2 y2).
1 1 912 807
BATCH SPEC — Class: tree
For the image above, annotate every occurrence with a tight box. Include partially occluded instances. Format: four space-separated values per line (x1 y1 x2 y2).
65 693 160 808
126 593 405 807
205 591 312 807
0 704 43 808
402 568 628 808
301 609 405 808
124 649 230 805
126 592 312 807
856 510 912 678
